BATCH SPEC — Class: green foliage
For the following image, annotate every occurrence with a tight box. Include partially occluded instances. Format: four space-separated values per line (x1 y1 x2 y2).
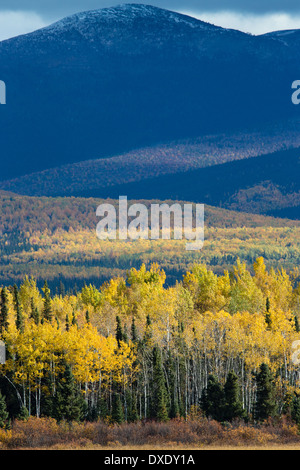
291 394 300 426
201 375 225 422
13 285 25 332
0 389 9 428
116 316 123 347
254 363 277 422
150 347 169 422
42 281 52 323
111 393 124 425
0 193 299 289
17 406 29 422
51 361 86 423
223 372 245 422
0 259 300 427
0 288 8 334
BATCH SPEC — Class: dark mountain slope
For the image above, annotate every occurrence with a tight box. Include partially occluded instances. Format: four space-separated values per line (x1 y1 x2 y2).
77 147 300 219
0 4 299 180
1 121 300 197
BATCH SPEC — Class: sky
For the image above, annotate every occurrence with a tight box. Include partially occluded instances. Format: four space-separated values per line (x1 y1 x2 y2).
1 0 300 40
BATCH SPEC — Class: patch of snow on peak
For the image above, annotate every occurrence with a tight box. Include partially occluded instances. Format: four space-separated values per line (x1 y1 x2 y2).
36 3 217 38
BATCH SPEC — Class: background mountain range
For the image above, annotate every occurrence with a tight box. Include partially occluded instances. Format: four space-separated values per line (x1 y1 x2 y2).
0 3 299 220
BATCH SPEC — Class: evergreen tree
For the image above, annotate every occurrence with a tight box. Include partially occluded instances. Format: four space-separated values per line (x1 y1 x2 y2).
86 405 98 422
291 393 300 426
265 297 272 328
200 375 225 422
71 310 77 327
42 281 52 322
122 324 129 344
40 370 55 418
0 288 9 335
52 361 86 423
170 388 180 419
99 396 109 421
17 405 29 422
65 313 70 332
150 346 169 422
58 280 65 297
127 392 139 423
0 389 9 429
111 393 124 424
166 350 179 419
131 317 138 343
223 371 245 421
13 285 24 332
254 363 277 422
30 298 39 325
116 315 123 347
143 314 152 345
146 314 151 328
85 310 90 324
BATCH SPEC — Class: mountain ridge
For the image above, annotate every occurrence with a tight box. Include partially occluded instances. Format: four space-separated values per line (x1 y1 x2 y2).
0 4 243 45
0 3 299 181
1 120 300 198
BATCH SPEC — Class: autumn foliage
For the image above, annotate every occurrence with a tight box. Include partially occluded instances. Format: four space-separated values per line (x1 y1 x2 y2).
0 258 300 441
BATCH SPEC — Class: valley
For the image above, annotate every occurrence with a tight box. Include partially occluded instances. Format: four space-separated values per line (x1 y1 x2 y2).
0 191 299 290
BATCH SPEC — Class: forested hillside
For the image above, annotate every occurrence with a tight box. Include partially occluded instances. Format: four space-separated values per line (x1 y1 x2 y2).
0 259 300 430
85 147 300 219
1 122 300 198
0 192 299 289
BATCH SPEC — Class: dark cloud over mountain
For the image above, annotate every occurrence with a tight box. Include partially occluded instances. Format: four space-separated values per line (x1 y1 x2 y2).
1 1 300 20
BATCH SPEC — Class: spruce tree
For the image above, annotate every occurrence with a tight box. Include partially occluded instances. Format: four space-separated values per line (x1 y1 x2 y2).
52 361 86 423
86 405 98 422
17 406 29 422
71 310 77 327
166 350 179 419
30 298 39 325
122 324 129 344
170 389 180 419
99 396 109 421
143 314 152 345
65 313 70 332
0 288 9 335
264 297 272 328
40 371 55 418
254 363 277 422
13 285 24 332
111 393 124 424
0 389 9 429
116 315 123 347
127 392 139 423
58 280 65 297
295 315 300 333
291 393 300 426
223 371 245 421
42 281 52 322
151 346 169 422
200 375 225 422
131 317 138 343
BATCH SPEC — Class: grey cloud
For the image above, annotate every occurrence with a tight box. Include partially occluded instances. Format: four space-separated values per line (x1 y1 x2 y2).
1 0 300 20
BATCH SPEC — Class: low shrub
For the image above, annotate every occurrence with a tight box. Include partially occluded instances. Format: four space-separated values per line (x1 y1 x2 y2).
0 415 299 449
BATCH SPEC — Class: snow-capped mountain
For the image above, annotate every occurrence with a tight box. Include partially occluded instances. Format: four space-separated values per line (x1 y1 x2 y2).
0 4 299 181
